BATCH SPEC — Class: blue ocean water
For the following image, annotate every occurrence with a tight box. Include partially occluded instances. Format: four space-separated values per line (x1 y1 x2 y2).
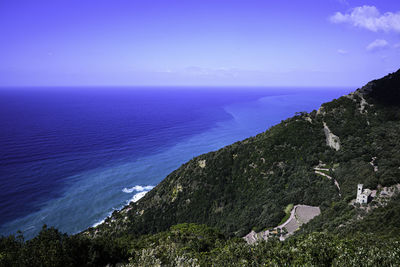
0 87 352 239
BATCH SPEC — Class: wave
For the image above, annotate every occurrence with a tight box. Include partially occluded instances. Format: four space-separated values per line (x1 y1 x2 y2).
122 185 154 193
92 218 106 228
91 185 154 228
128 191 149 203
125 185 154 204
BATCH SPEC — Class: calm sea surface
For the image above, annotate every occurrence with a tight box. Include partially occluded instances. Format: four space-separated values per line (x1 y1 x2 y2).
0 87 352 238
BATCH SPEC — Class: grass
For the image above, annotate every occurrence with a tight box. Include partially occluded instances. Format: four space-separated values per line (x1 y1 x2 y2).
279 204 294 225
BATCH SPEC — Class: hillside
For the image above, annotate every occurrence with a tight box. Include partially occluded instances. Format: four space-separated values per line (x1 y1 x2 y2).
89 69 400 240
2 70 400 266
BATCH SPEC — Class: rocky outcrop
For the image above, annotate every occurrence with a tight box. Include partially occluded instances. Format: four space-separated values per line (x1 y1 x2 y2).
198 160 206 168
323 122 340 151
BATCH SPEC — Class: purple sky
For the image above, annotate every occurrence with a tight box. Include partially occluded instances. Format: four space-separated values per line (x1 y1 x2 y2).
0 0 399 87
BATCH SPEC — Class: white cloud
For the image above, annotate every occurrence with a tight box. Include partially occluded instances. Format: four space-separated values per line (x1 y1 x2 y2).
366 39 389 51
337 49 348 55
330 5 400 32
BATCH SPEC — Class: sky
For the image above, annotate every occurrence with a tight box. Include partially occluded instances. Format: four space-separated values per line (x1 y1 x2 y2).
0 0 399 87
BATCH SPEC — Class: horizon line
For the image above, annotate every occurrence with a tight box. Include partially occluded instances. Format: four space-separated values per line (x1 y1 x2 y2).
0 85 358 90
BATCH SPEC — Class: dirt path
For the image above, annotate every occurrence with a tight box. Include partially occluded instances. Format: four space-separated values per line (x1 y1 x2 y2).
314 168 341 196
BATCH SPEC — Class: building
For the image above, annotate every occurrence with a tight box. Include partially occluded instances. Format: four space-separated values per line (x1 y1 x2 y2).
356 184 372 204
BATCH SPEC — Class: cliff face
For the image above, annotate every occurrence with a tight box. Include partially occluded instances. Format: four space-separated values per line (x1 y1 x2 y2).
88 70 400 239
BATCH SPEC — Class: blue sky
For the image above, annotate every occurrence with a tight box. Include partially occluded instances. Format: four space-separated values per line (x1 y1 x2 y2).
0 0 399 87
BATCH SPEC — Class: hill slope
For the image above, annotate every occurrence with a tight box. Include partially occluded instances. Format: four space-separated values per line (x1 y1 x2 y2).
90 69 400 240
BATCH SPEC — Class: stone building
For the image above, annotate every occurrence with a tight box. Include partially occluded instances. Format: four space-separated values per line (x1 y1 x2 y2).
356 184 372 204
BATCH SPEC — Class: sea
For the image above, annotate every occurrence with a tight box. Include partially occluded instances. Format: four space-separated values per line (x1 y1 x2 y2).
0 87 352 239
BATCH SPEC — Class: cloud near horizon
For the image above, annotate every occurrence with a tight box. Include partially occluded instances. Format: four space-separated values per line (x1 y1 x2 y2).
330 5 400 33
366 39 389 52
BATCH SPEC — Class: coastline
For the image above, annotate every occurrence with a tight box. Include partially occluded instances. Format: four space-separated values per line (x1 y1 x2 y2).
87 89 353 232
91 185 154 228
0 88 351 239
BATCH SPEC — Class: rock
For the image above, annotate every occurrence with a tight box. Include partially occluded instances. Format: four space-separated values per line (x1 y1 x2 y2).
323 122 340 151
198 160 206 168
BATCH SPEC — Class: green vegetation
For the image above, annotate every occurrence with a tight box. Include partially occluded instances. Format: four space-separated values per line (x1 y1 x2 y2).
300 190 400 238
92 71 400 240
278 203 293 225
0 225 130 266
2 69 400 266
2 223 400 266
92 108 338 238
